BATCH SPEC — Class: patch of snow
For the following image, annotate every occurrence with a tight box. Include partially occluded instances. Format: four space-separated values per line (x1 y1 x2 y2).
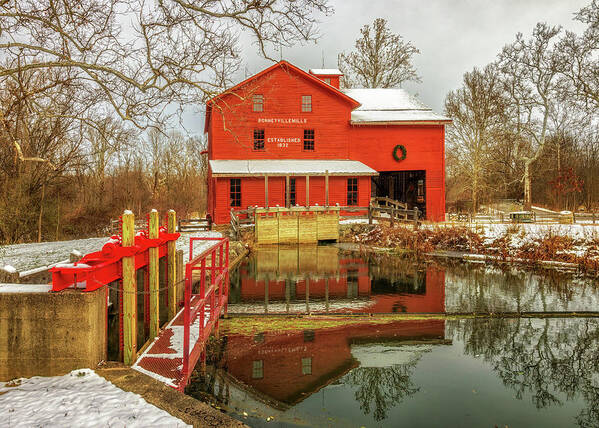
531 205 557 213
0 237 108 272
2 265 17 273
309 68 342 75
0 283 51 293
0 369 190 427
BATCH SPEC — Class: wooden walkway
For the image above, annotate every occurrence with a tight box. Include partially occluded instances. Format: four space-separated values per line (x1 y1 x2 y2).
132 296 211 390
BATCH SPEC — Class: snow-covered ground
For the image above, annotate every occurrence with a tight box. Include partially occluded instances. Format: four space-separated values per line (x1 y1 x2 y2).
0 231 223 275
0 237 108 273
478 223 599 257
0 369 189 427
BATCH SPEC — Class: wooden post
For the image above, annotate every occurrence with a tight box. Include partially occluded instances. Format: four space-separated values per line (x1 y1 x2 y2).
264 175 269 208
148 209 159 339
325 170 329 208
285 175 290 208
122 210 137 365
176 250 184 304
305 175 310 207
167 210 177 320
368 203 373 225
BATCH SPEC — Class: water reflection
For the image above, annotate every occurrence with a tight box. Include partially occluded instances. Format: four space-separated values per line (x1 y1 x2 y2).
229 245 445 314
450 318 599 427
228 246 599 314
189 318 599 427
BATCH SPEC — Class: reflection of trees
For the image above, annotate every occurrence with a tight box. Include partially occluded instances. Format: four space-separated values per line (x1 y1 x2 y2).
449 318 599 427
342 350 424 421
444 260 599 313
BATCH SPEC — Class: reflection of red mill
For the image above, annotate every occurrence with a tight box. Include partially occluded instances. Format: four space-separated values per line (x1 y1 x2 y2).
224 320 449 407
235 246 445 313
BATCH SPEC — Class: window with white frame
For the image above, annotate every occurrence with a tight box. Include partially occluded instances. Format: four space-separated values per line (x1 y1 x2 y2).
253 94 264 112
301 95 312 112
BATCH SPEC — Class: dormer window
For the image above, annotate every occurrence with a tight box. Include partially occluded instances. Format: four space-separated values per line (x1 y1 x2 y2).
253 94 264 112
301 95 312 112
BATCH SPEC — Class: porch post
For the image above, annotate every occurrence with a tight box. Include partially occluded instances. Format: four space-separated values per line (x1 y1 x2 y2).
325 170 329 208
285 175 290 208
264 175 269 208
305 175 310 207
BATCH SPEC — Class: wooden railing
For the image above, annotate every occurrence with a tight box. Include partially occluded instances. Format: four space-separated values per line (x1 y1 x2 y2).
370 196 408 211
447 211 599 225
230 200 420 239
178 217 213 232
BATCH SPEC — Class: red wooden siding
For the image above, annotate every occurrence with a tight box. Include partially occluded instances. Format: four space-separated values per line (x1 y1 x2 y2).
207 61 446 223
349 125 446 221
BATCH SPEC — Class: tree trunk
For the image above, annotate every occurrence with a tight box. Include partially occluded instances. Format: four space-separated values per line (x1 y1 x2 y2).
523 162 532 211
38 183 45 243
472 174 478 215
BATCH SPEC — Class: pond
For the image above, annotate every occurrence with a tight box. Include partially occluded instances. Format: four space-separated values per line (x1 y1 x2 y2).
227 245 599 315
185 245 599 427
188 317 599 427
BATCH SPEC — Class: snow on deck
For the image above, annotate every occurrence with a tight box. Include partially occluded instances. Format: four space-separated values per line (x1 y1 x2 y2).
0 237 108 273
0 283 51 293
0 231 221 275
0 369 189 427
133 296 211 389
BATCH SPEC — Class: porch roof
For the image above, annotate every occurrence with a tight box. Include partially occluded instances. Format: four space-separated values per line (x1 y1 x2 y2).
209 159 378 177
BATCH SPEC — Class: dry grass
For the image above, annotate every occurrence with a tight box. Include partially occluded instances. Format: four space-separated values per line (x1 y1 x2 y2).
350 224 599 272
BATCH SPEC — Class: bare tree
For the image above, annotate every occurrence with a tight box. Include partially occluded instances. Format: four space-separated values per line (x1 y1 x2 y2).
338 18 420 88
559 0 599 111
0 0 332 132
498 23 563 210
445 64 507 213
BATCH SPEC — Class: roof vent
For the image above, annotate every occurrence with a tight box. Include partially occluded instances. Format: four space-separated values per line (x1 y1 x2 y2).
309 69 343 89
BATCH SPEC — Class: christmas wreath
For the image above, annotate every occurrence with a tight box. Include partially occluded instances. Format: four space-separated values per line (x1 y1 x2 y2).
393 144 407 162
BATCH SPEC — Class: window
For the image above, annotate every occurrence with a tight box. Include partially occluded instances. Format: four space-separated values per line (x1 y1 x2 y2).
303 330 315 342
253 129 265 151
253 94 264 112
303 129 314 151
289 178 296 206
301 357 312 375
230 178 241 207
301 95 312 112
347 178 358 206
324 78 331 85
252 360 263 379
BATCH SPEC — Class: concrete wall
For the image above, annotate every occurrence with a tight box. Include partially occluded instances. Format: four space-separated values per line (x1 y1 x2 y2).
0 287 106 381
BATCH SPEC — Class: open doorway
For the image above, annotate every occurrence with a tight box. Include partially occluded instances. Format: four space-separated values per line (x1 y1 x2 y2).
372 170 426 215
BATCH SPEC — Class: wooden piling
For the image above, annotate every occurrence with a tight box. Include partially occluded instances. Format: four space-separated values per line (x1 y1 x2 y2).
148 209 159 339
167 210 177 320
122 211 137 365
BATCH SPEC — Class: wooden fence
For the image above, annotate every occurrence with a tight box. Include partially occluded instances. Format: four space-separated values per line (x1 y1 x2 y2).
447 211 599 225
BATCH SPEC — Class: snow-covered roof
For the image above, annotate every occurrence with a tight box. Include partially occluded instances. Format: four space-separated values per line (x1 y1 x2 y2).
343 88 451 125
309 68 343 75
209 159 378 176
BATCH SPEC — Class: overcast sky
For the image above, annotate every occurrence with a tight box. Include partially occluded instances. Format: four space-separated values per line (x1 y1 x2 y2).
183 0 589 134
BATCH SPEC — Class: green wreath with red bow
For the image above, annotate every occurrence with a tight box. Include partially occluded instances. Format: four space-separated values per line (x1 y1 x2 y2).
393 144 407 162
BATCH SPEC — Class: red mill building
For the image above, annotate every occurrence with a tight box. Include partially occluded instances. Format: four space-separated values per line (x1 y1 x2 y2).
206 61 450 224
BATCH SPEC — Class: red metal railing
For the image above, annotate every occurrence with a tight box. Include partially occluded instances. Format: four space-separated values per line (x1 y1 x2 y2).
179 236 230 390
49 227 179 292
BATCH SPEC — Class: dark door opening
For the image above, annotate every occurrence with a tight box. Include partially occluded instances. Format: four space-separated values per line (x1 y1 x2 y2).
372 171 426 215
